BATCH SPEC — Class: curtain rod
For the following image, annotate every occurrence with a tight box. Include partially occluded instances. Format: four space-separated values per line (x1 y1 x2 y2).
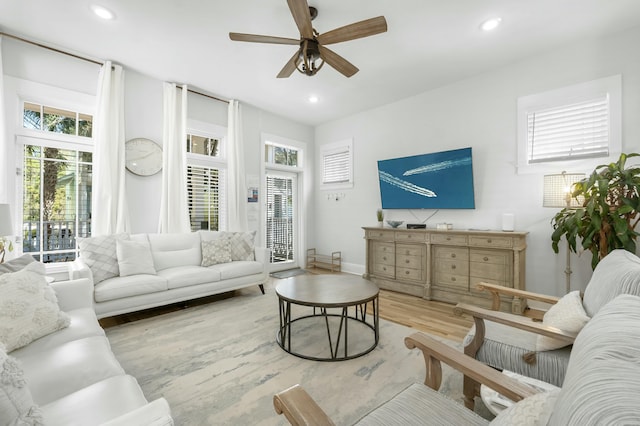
0 31 230 105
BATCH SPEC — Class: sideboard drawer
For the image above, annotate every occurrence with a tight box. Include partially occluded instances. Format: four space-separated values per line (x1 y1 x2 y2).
367 230 395 240
434 246 469 261
431 233 468 245
434 272 469 290
373 262 395 278
397 267 423 282
395 232 427 242
468 235 513 248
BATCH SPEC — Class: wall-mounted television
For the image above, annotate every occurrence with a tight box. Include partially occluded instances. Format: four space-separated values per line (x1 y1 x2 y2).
377 147 475 209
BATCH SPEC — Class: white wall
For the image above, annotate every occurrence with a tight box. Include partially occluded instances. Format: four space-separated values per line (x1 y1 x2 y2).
1 37 314 252
313 26 640 296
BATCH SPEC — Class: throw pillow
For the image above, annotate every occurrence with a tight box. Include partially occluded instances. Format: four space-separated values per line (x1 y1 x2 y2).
0 344 44 425
0 254 41 275
226 231 256 261
0 269 70 352
201 238 232 267
78 233 128 284
492 389 560 426
536 291 590 351
116 239 157 277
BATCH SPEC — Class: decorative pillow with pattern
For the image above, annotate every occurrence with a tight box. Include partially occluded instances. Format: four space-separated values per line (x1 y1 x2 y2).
226 231 256 261
0 269 70 352
536 290 590 351
201 238 233 266
0 254 40 275
78 233 128 284
0 344 43 425
492 389 560 426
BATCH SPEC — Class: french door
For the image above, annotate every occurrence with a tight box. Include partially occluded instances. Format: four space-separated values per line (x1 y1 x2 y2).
265 171 298 269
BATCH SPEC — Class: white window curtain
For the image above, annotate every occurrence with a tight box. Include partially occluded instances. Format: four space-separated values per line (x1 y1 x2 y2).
227 99 247 231
92 61 130 235
0 36 7 204
158 83 190 233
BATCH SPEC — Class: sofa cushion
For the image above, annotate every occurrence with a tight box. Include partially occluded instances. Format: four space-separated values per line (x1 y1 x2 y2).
548 294 640 425
536 291 590 351
117 239 157 276
214 261 264 280
78 233 129 284
0 269 70 352
19 336 125 405
40 375 148 426
10 308 105 358
158 265 221 290
582 249 640 317
148 233 201 271
94 275 168 303
226 231 256 261
0 344 43 425
201 238 232 266
355 383 488 425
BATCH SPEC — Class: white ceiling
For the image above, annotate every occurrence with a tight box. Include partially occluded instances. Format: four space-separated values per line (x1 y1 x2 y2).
2 0 640 126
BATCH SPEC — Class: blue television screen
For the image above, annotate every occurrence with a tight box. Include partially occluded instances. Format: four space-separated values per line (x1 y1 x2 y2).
377 147 475 209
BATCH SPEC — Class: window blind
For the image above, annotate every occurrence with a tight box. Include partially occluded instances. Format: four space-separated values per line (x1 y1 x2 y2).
322 148 351 184
266 175 294 263
528 96 609 163
187 165 225 231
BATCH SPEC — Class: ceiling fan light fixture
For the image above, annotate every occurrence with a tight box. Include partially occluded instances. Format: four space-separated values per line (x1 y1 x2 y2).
480 17 502 31
296 39 324 76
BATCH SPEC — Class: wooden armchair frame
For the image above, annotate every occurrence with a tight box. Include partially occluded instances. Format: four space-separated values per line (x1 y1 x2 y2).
273 332 538 426
455 282 579 409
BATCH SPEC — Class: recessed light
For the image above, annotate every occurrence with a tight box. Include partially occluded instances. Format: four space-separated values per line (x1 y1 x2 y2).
308 95 319 103
480 17 502 32
91 5 115 20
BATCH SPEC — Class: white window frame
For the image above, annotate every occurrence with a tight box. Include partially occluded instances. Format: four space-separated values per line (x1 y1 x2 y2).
186 119 227 231
516 75 622 174
6 77 96 273
320 138 353 189
264 134 304 172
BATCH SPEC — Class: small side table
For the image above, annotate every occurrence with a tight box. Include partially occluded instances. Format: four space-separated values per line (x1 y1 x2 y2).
480 370 559 415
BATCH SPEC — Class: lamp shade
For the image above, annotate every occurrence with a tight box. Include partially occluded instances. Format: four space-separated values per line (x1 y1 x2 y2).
0 204 15 237
543 172 586 208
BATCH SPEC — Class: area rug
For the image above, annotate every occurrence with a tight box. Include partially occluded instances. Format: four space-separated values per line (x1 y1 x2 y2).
105 280 492 425
269 268 308 279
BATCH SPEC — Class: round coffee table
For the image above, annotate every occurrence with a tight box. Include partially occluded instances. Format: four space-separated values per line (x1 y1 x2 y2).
275 274 379 361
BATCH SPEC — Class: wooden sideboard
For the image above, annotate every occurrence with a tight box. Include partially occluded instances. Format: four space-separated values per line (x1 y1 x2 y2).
363 227 528 313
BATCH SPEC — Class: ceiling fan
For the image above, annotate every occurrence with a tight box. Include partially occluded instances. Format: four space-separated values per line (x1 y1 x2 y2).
229 0 387 78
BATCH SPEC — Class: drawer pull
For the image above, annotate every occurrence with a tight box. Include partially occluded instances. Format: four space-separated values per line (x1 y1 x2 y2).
405 259 410 264
487 239 492 243
408 235 412 238
446 237 451 241
451 253 456 258
451 265 456 270
383 267 387 271
405 270 410 275
451 277 456 282
383 256 387 261
484 256 489 261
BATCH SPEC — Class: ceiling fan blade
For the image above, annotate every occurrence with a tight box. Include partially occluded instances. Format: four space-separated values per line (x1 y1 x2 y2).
287 0 314 39
318 46 359 77
277 50 302 78
317 16 387 45
229 32 300 45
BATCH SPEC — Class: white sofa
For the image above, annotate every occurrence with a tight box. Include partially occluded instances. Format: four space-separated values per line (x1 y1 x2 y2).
3 271 172 425
68 231 270 319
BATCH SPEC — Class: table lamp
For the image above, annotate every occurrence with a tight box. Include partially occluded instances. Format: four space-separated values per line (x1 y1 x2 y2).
0 203 15 263
543 172 585 293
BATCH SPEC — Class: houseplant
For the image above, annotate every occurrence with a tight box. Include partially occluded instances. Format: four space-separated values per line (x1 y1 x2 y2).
551 153 640 269
376 209 384 226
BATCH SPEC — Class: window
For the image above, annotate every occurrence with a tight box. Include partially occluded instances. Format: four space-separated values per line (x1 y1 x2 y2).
517 75 621 173
265 142 300 168
185 124 226 232
22 142 92 263
321 139 353 188
23 102 93 138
